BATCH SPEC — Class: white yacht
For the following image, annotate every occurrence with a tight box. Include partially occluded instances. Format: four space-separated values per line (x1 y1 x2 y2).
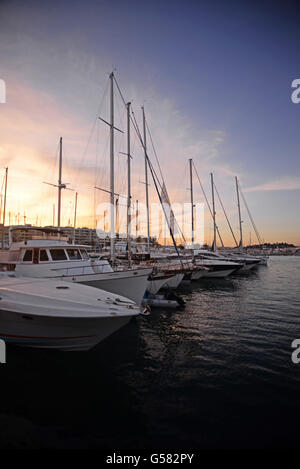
0 272 140 351
0 227 152 305
194 249 261 272
220 251 262 271
91 253 183 293
193 250 241 278
147 270 184 292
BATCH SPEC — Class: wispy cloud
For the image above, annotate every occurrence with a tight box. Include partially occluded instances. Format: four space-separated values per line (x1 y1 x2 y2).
0 77 230 230
245 176 300 192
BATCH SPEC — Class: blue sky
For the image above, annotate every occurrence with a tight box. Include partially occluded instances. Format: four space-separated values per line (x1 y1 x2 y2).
0 0 299 244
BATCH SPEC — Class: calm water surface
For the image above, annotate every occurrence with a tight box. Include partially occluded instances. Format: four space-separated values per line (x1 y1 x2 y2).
1 256 300 448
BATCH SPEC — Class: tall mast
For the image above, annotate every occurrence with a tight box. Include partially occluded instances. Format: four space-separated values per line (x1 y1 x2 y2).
142 106 150 254
2 167 8 226
73 191 78 244
74 192 78 229
189 158 194 245
115 197 119 237
109 71 115 261
57 137 63 228
2 167 8 249
136 200 139 238
235 176 243 249
126 101 132 266
211 172 217 252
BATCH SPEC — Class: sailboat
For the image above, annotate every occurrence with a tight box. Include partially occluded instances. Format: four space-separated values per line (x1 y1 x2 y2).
4 79 152 305
190 166 260 274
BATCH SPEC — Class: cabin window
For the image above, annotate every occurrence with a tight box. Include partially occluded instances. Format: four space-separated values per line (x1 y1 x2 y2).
23 250 33 262
80 250 89 260
40 249 49 262
50 249 67 261
66 249 82 260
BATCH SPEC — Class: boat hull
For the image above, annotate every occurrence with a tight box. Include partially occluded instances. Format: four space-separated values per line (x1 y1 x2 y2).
191 269 206 280
146 275 174 294
65 269 152 305
0 309 131 351
202 267 238 278
236 263 256 272
161 273 184 289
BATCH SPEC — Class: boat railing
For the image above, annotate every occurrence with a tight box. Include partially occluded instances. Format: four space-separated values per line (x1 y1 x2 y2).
50 265 96 276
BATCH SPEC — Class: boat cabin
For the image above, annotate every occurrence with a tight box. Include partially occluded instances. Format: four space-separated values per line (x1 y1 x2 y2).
0 227 113 277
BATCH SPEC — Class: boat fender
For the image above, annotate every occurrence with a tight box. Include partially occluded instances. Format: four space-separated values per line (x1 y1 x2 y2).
140 304 151 316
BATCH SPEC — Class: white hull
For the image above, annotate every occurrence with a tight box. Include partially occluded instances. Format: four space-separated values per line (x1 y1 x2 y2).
202 268 237 278
0 275 140 351
74 268 152 304
0 310 131 351
146 274 176 294
237 263 256 272
195 257 240 279
191 269 206 280
162 273 184 289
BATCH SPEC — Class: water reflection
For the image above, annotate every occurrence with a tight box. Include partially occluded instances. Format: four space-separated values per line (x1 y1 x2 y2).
1 257 300 448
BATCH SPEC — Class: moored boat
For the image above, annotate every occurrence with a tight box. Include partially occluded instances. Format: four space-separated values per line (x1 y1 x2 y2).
0 272 141 351
0 227 152 304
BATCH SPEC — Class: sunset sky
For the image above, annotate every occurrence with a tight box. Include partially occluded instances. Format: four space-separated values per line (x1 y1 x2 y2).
0 0 299 246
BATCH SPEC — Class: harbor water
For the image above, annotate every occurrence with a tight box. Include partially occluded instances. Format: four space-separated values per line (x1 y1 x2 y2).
0 256 300 449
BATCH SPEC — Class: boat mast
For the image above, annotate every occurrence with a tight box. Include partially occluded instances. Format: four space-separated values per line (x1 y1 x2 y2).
73 191 78 243
211 172 217 252
126 101 132 266
189 158 194 246
74 192 78 229
109 72 115 262
192 162 225 248
142 106 150 254
136 199 139 238
2 167 8 227
116 197 119 237
235 176 243 249
57 137 63 228
1 167 8 249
